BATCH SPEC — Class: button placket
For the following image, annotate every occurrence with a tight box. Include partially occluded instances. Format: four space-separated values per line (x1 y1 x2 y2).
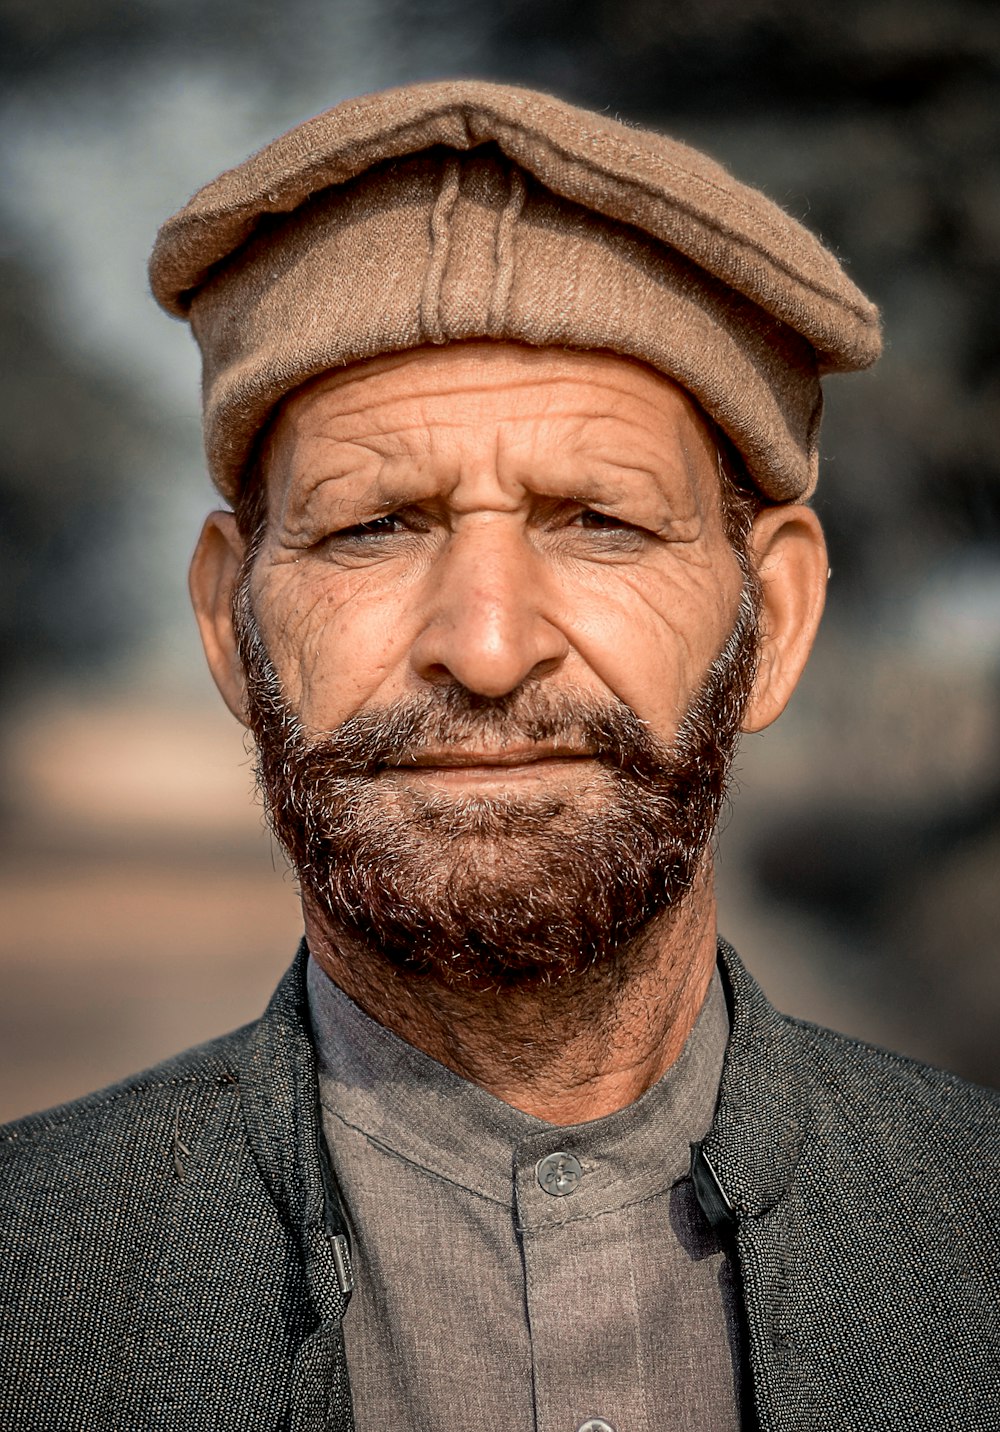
515 1128 643 1432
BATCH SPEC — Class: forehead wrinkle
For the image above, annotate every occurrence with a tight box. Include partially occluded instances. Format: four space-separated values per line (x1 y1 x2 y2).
292 365 690 435
288 374 563 437
512 405 699 482
278 375 716 524
301 364 660 410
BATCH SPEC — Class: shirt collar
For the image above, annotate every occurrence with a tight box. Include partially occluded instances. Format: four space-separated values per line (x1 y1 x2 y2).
308 954 729 1219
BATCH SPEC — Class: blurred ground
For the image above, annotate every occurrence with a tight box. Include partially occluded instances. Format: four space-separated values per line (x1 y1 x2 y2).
0 694 300 1121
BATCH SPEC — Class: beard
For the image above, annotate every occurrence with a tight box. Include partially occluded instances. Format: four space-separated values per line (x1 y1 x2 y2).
233 572 760 992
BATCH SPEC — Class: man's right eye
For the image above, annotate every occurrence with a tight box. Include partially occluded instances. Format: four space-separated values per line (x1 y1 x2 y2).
334 514 403 539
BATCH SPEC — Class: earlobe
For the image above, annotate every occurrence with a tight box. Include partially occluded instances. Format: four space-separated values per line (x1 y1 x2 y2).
742 504 828 734
189 511 250 725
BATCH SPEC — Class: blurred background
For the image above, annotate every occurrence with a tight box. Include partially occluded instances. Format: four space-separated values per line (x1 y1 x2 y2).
1 0 998 1122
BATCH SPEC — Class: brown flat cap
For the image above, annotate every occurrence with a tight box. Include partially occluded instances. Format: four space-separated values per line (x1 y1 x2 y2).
150 79 881 502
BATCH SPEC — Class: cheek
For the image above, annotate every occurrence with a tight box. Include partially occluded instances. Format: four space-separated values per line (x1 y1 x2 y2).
560 551 744 732
251 563 422 726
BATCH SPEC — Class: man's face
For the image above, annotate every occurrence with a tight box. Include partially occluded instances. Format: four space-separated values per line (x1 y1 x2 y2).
227 344 759 986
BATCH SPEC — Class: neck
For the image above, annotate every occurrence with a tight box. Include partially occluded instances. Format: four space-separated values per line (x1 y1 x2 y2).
304 863 719 1124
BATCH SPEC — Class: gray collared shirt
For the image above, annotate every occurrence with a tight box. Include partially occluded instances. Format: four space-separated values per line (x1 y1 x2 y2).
309 959 742 1432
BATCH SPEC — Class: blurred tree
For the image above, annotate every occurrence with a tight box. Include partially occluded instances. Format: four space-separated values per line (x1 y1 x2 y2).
0 253 157 701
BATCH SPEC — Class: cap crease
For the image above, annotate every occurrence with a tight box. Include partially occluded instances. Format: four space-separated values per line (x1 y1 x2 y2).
420 156 461 342
487 166 526 331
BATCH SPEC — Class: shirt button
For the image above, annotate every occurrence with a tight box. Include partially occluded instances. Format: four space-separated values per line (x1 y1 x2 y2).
577 1420 617 1432
536 1151 583 1196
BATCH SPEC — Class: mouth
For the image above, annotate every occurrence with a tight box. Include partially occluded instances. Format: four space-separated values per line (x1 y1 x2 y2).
383 743 597 782
402 743 593 767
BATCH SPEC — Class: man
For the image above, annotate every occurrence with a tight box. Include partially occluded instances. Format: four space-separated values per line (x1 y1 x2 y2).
1 80 997 1430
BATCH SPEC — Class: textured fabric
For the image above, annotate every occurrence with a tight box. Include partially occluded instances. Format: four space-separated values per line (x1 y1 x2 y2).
148 80 882 503
308 959 741 1432
2 939 998 1430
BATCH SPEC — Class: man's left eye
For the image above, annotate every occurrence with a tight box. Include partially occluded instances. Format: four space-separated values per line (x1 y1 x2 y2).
574 509 632 531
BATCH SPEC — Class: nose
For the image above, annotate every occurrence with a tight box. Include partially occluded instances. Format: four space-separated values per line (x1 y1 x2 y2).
408 522 569 697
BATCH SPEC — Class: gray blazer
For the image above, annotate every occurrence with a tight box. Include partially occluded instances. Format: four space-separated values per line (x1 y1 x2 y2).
2 941 998 1430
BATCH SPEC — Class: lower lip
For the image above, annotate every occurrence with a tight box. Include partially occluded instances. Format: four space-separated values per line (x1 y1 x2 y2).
384 757 594 788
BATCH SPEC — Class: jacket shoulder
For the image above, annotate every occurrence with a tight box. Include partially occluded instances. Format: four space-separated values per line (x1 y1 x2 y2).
783 1008 999 1109
713 940 1000 1204
1 1022 252 1173
766 1011 1000 1267
789 1013 1000 1266
0 1023 263 1297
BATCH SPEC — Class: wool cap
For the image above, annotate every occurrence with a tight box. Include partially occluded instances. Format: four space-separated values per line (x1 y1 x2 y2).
149 79 882 503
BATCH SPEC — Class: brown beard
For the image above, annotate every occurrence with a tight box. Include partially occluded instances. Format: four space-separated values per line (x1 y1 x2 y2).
233 572 760 991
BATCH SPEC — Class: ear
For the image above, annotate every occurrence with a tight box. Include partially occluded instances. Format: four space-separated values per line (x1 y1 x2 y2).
742 503 828 733
189 511 249 725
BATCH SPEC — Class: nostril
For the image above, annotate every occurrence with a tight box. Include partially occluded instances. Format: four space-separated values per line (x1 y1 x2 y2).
421 661 459 686
530 654 564 680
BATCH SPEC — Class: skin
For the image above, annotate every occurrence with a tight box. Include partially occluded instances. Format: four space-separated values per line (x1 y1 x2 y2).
191 341 828 1123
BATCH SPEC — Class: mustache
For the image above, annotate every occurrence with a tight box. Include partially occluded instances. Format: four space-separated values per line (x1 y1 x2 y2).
261 683 676 787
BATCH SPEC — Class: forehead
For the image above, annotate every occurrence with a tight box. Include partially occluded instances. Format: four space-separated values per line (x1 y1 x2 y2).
261 342 723 520
275 341 711 439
